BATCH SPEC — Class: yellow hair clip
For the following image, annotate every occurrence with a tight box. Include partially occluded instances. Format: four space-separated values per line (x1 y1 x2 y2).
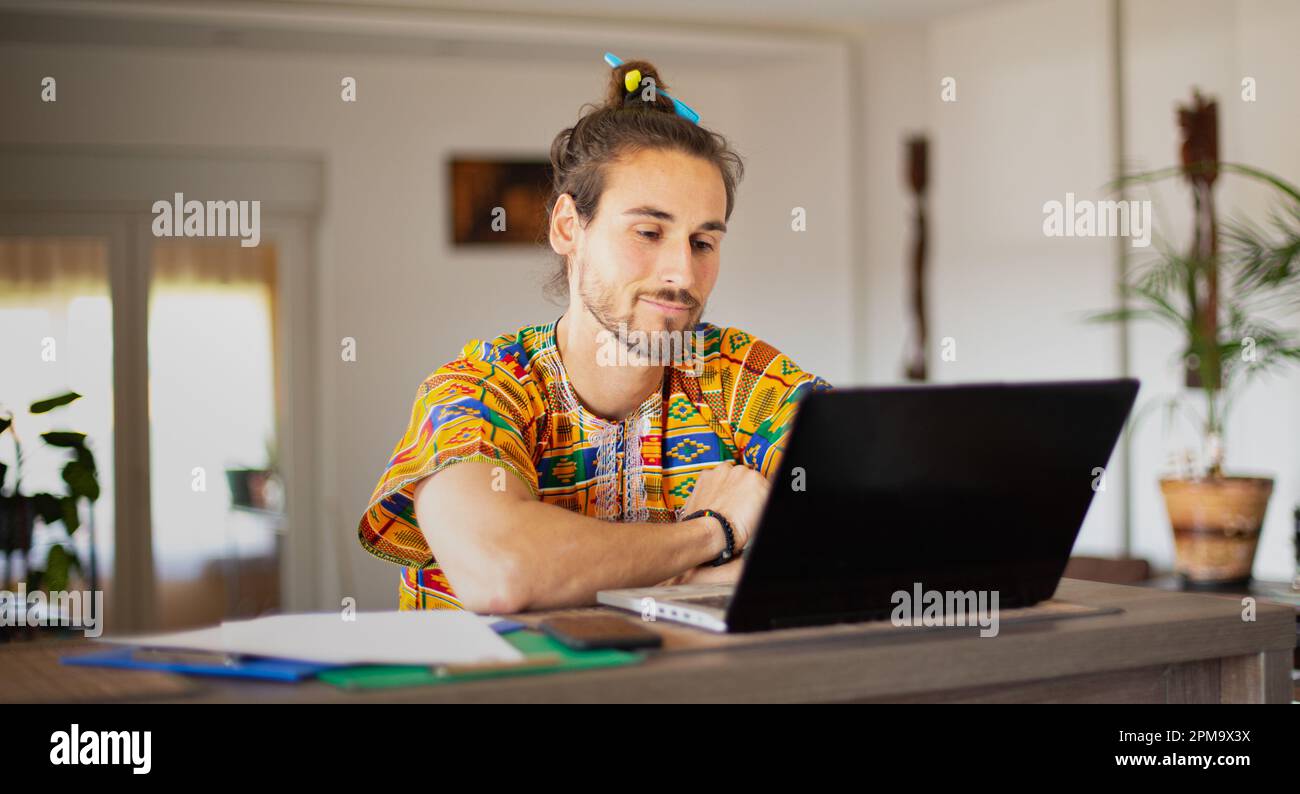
604 52 700 124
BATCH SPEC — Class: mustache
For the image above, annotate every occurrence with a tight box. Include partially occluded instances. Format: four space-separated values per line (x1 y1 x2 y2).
639 289 700 308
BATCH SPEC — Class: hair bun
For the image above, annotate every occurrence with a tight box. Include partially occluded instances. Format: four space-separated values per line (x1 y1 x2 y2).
604 59 675 114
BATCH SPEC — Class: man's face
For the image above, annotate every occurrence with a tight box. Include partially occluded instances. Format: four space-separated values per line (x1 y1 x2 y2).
559 148 727 343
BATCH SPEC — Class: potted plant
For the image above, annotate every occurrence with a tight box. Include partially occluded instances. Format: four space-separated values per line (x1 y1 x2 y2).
1093 91 1300 587
225 435 283 514
0 391 101 631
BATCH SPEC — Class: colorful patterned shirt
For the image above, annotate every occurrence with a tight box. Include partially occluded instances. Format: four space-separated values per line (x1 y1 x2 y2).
357 318 831 609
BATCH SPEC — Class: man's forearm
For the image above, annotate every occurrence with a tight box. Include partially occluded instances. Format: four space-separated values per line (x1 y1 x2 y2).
417 461 729 612
499 499 724 610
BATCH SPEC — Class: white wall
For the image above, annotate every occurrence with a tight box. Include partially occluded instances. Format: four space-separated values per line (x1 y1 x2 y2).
0 24 855 609
859 23 930 385
858 0 1299 579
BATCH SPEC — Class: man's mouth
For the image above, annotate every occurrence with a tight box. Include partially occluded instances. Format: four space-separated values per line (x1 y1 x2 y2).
639 297 692 315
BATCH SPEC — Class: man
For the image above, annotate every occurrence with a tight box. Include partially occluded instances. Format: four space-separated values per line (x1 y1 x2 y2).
358 59 830 612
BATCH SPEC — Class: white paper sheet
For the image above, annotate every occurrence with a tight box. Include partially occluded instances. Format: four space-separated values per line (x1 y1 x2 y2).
102 610 524 666
99 625 230 652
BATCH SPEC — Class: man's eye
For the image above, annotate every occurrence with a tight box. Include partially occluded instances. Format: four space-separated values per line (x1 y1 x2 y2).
636 229 712 252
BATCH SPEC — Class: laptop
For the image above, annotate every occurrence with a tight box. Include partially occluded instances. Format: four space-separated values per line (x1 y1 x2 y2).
598 378 1139 633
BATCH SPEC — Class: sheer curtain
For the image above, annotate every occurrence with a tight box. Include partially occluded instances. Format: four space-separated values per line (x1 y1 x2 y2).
147 240 281 627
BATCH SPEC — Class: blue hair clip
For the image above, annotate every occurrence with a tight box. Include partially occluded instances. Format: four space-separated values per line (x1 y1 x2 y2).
603 52 700 125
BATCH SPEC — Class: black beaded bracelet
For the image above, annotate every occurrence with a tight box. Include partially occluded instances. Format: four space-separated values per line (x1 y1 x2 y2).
682 508 736 567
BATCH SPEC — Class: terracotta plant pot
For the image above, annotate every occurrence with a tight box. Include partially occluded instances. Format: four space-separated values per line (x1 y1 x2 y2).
1160 475 1273 587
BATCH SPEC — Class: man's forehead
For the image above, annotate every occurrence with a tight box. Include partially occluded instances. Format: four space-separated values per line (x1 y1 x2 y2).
601 149 726 224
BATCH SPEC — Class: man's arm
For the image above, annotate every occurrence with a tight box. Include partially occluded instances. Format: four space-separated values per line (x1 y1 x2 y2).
414 460 726 613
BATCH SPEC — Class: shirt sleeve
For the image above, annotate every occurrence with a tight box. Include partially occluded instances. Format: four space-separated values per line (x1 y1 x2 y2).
356 339 540 569
721 329 832 480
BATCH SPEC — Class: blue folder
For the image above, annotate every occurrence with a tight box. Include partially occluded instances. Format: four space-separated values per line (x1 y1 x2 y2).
61 647 338 682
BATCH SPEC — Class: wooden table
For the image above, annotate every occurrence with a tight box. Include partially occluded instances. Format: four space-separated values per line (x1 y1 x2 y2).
4 578 1294 703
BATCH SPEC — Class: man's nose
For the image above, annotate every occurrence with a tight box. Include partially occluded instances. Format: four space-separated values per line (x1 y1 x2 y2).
656 235 695 289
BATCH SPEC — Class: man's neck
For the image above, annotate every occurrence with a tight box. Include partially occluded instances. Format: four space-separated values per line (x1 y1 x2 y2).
555 311 664 422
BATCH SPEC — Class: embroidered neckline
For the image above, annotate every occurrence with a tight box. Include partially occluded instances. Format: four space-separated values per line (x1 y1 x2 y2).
536 317 664 429
533 316 663 522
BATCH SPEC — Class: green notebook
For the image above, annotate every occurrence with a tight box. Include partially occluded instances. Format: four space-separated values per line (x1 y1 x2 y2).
318 630 644 690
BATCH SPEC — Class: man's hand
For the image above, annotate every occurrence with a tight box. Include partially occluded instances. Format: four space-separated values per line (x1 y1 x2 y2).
680 460 770 551
674 556 746 586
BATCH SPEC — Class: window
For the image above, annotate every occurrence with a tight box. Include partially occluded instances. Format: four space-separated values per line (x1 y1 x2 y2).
0 238 114 604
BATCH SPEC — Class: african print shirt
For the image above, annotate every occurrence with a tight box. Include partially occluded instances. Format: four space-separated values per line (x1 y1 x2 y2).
357 318 831 609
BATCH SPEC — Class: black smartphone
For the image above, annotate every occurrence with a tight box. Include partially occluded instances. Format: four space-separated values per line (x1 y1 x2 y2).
539 615 663 650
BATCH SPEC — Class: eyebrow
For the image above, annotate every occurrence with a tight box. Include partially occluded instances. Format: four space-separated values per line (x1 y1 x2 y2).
622 206 727 234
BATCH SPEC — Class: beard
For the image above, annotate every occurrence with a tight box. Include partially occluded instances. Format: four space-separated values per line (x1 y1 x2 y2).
576 256 704 334
575 253 705 364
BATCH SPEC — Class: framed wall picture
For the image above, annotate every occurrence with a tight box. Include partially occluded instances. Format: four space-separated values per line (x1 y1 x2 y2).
449 158 553 245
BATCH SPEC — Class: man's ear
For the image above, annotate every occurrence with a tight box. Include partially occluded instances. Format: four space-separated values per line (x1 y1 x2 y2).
549 193 578 258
